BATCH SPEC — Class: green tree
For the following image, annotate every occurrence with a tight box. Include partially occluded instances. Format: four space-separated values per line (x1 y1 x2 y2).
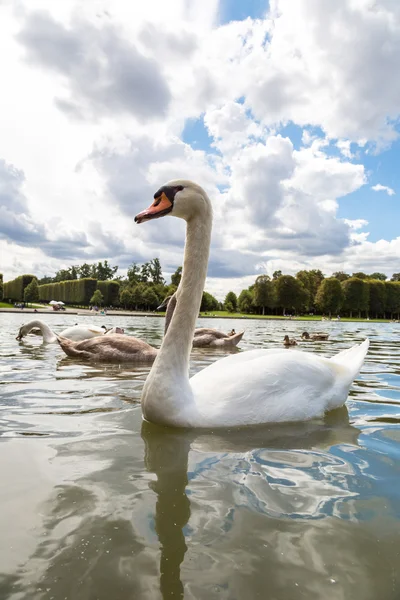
171 266 182 287
224 301 234 313
332 271 350 282
78 263 93 279
139 262 151 282
385 282 400 318
370 272 387 281
391 273 400 282
275 275 308 314
127 263 140 285
224 291 237 312
54 268 75 282
142 288 159 310
201 291 219 312
296 269 324 310
238 289 253 313
149 258 165 285
23 279 39 306
368 280 387 318
93 260 118 281
119 288 132 309
38 275 53 284
352 272 369 280
90 289 104 306
315 278 344 317
253 275 274 315
0 273 3 301
342 278 369 318
273 270 282 280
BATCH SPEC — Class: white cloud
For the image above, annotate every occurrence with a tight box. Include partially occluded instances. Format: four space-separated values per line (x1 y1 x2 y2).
0 0 399 298
336 140 353 159
371 183 395 196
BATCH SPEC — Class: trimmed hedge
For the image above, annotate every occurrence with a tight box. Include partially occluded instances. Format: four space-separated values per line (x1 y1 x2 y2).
0 273 3 301
39 278 97 305
3 274 36 302
97 280 120 305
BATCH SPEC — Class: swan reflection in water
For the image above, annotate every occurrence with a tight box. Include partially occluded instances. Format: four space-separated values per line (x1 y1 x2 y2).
3 409 400 600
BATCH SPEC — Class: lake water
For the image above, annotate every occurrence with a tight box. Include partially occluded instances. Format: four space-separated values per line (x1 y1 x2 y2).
1 313 400 600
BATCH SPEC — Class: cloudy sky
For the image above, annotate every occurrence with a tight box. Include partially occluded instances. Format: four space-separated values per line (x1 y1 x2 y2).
0 0 399 299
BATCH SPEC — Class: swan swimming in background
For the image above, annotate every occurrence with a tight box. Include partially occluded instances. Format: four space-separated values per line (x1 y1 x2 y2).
134 179 370 428
16 320 124 343
159 294 244 348
56 333 158 362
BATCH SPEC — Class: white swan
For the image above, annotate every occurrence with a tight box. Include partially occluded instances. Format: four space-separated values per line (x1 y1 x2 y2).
134 180 369 428
16 319 124 343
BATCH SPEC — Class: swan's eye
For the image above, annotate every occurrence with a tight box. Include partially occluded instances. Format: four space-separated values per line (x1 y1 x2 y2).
174 185 184 193
153 196 162 207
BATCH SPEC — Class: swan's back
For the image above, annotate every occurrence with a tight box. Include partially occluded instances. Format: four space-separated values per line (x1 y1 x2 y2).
57 334 158 362
189 341 369 427
60 325 105 341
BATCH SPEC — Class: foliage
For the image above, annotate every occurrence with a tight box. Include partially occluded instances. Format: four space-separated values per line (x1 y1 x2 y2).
225 301 234 313
149 258 165 285
119 288 133 309
24 279 39 305
385 282 400 316
0 273 2 301
142 288 160 310
368 280 387 317
201 291 219 312
96 280 120 305
238 289 253 313
275 275 308 313
369 272 387 281
224 291 237 312
171 266 182 287
332 271 350 282
296 269 324 310
391 273 400 282
40 262 118 283
253 275 274 314
39 278 97 305
3 274 36 301
90 289 104 306
352 272 369 280
342 278 369 317
272 270 282 280
315 278 344 316
127 263 141 285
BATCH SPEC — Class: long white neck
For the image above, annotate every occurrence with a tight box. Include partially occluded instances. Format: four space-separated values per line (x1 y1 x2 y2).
26 320 57 343
142 206 212 424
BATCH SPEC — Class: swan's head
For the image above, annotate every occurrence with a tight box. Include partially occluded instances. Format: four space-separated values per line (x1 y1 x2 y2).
134 180 211 224
16 324 29 340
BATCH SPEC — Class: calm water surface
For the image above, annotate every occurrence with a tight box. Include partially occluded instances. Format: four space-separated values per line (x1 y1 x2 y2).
1 313 400 600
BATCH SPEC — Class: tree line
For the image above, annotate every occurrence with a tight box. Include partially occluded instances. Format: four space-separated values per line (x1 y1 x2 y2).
3 263 400 318
230 270 400 319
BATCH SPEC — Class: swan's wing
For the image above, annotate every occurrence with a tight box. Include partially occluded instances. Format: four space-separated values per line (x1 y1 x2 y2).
61 325 104 341
193 347 289 373
190 350 348 426
58 334 157 362
194 328 228 338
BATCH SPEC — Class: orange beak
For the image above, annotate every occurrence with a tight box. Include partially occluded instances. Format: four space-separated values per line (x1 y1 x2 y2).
134 192 173 224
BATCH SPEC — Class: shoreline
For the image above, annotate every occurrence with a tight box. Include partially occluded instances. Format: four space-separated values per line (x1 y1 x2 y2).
0 307 395 323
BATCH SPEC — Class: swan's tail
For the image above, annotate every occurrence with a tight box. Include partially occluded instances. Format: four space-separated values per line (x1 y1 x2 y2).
330 338 369 378
224 331 245 347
